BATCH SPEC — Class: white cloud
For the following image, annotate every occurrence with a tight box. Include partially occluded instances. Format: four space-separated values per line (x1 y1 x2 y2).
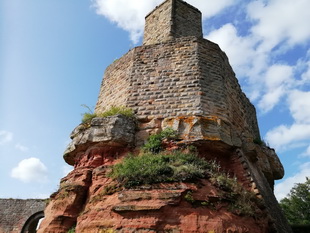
265 90 310 151
11 157 48 183
258 65 294 112
264 65 293 89
15 143 29 152
247 0 310 50
258 86 285 112
92 0 162 43
186 0 238 19
93 0 239 44
274 162 310 200
206 24 258 76
301 61 310 84
288 90 310 124
0 130 13 145
265 124 310 151
301 146 310 158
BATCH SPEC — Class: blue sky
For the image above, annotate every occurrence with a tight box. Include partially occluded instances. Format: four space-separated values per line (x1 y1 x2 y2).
1 0 309 200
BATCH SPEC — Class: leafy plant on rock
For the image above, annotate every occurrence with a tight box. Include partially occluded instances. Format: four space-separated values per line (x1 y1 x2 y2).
143 128 177 153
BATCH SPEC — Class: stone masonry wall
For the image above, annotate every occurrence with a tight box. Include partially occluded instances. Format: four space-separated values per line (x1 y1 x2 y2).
96 37 203 118
95 50 134 112
128 37 203 118
143 0 172 46
0 199 45 233
95 36 260 141
143 0 202 45
198 40 260 140
172 0 202 39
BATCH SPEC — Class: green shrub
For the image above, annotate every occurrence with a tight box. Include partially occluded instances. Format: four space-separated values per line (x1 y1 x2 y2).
81 105 134 124
143 128 177 153
109 151 212 188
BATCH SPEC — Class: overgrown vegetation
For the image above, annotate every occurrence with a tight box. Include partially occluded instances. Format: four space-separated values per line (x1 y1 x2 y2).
81 105 134 124
143 128 177 153
107 149 262 216
107 128 262 217
109 151 212 188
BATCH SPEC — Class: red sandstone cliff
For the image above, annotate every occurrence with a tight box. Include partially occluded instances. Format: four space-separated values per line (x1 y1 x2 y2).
38 115 289 233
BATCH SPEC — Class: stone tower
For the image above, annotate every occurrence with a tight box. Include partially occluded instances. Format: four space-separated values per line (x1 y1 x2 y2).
95 0 260 148
38 0 292 232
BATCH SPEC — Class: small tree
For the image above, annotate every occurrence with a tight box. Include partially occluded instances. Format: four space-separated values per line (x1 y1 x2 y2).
279 177 310 225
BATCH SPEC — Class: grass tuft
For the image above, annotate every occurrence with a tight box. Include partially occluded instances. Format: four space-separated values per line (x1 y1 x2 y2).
81 106 134 124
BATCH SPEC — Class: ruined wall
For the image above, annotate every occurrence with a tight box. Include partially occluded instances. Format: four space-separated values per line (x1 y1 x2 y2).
143 0 202 45
96 37 203 118
95 36 260 141
0 199 45 233
95 50 134 112
143 0 172 45
128 37 202 118
172 0 203 39
42 0 293 231
95 0 259 141
197 40 260 140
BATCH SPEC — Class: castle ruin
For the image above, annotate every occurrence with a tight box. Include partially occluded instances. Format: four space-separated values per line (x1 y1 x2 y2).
37 0 292 232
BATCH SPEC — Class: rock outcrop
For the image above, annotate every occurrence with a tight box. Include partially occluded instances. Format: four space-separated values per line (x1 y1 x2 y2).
38 0 292 232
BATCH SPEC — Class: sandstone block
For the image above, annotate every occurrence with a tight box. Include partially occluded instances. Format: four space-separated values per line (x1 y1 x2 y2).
64 115 136 165
162 116 233 146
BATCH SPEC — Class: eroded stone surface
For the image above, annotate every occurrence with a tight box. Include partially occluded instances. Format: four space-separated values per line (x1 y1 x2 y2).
75 179 270 233
64 115 136 165
37 168 92 233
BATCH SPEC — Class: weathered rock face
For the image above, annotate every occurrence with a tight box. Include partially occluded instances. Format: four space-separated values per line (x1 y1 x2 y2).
76 180 269 233
38 115 289 233
63 115 136 166
38 0 292 232
40 134 275 233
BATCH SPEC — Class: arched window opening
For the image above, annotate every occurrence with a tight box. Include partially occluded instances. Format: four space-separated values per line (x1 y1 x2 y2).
21 211 44 233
